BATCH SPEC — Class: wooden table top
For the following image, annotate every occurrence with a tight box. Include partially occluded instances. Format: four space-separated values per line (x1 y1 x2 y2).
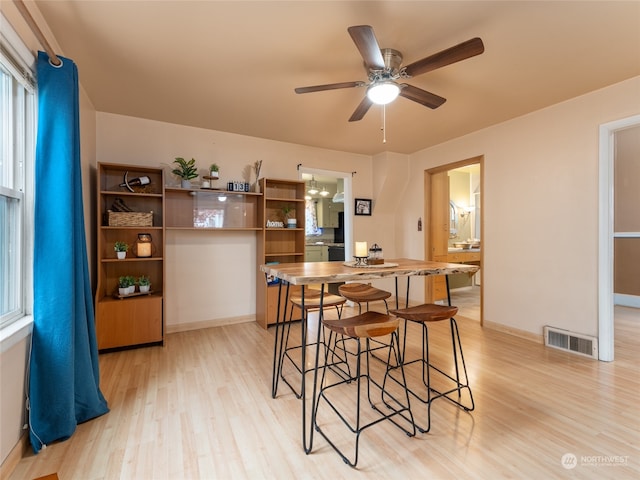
260 258 480 285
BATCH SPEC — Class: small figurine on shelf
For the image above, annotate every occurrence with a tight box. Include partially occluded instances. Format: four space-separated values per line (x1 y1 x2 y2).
114 241 129 259
172 157 199 188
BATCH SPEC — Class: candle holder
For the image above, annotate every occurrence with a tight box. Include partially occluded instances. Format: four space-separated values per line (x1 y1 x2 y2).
353 256 368 266
134 233 154 258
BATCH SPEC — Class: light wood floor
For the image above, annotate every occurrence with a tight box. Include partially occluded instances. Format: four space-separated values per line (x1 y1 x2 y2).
9 306 639 479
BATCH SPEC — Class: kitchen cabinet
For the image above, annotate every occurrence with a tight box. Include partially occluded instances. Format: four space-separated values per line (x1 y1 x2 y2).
317 198 343 228
305 245 328 262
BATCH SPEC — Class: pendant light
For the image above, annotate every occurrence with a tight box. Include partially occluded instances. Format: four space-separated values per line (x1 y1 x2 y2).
307 176 319 195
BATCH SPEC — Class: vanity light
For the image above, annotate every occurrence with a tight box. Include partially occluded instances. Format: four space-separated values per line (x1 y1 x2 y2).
460 206 473 218
367 81 400 105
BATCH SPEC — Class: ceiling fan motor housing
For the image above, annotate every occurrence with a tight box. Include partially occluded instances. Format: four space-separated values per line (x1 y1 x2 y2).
381 48 403 72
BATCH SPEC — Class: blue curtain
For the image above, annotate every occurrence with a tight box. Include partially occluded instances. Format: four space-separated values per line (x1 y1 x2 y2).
29 52 108 453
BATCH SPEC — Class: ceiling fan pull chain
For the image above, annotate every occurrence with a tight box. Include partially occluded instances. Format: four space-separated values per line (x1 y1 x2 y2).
382 104 387 143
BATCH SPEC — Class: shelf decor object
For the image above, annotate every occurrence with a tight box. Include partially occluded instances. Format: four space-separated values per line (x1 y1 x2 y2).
134 233 153 258
172 157 198 188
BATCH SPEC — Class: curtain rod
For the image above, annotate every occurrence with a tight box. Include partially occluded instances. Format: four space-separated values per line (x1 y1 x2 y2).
13 0 61 66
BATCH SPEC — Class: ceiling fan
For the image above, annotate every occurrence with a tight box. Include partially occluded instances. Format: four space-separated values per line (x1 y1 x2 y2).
295 25 484 122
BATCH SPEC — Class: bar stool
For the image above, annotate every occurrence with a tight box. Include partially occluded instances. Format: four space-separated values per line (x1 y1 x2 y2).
277 288 349 398
338 283 391 314
385 303 474 433
338 282 393 361
314 311 415 467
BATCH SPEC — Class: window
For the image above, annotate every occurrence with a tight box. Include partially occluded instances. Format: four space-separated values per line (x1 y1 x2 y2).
0 28 36 328
305 199 321 236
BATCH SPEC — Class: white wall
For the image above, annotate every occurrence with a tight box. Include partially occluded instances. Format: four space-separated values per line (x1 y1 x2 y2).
400 76 640 338
96 113 372 330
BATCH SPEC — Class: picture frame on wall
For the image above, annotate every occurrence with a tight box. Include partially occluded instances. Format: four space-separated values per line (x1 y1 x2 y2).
354 198 372 216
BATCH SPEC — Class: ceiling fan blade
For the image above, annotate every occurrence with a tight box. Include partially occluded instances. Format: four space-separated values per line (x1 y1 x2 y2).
348 97 373 122
295 81 364 94
399 84 447 109
403 37 485 77
348 25 385 70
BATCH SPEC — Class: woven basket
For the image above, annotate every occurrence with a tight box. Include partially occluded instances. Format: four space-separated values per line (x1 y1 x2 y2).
107 210 153 227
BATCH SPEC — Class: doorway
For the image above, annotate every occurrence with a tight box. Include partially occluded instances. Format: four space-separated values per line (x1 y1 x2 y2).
598 114 640 361
298 167 353 259
424 156 483 324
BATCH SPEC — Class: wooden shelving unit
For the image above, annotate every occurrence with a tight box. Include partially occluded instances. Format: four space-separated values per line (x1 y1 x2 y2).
95 162 165 351
256 178 306 328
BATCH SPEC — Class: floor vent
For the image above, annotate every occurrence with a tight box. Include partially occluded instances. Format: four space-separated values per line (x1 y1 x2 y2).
543 326 598 359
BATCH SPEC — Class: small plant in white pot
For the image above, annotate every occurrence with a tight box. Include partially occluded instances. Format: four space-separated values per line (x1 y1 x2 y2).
281 205 297 228
138 275 151 293
209 163 220 179
126 275 136 294
114 241 129 259
118 275 132 295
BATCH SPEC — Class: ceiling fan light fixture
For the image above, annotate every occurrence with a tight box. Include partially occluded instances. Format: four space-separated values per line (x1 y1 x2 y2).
367 81 400 105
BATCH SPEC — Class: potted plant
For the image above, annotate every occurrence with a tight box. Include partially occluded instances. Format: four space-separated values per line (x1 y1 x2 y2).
209 163 220 179
126 275 135 294
281 205 297 228
172 157 199 188
138 275 151 294
114 241 129 259
118 275 131 296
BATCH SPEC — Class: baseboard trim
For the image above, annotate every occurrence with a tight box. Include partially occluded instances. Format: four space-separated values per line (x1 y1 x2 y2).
614 293 640 308
483 320 544 344
166 315 255 334
0 431 29 479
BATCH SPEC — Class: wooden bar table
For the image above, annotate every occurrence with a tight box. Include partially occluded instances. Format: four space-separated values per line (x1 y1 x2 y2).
260 258 480 454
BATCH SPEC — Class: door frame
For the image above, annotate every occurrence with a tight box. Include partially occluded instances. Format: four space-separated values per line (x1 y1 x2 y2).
298 167 353 258
424 155 484 324
598 114 640 362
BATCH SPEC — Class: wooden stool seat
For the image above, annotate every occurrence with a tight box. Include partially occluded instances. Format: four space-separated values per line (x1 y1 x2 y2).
322 311 398 338
390 304 458 323
289 290 346 309
339 283 392 303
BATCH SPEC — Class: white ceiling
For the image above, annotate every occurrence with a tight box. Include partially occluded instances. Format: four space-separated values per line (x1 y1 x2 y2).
33 1 640 156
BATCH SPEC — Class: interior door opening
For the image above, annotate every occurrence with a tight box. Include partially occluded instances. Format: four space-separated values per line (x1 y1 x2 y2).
424 156 483 323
